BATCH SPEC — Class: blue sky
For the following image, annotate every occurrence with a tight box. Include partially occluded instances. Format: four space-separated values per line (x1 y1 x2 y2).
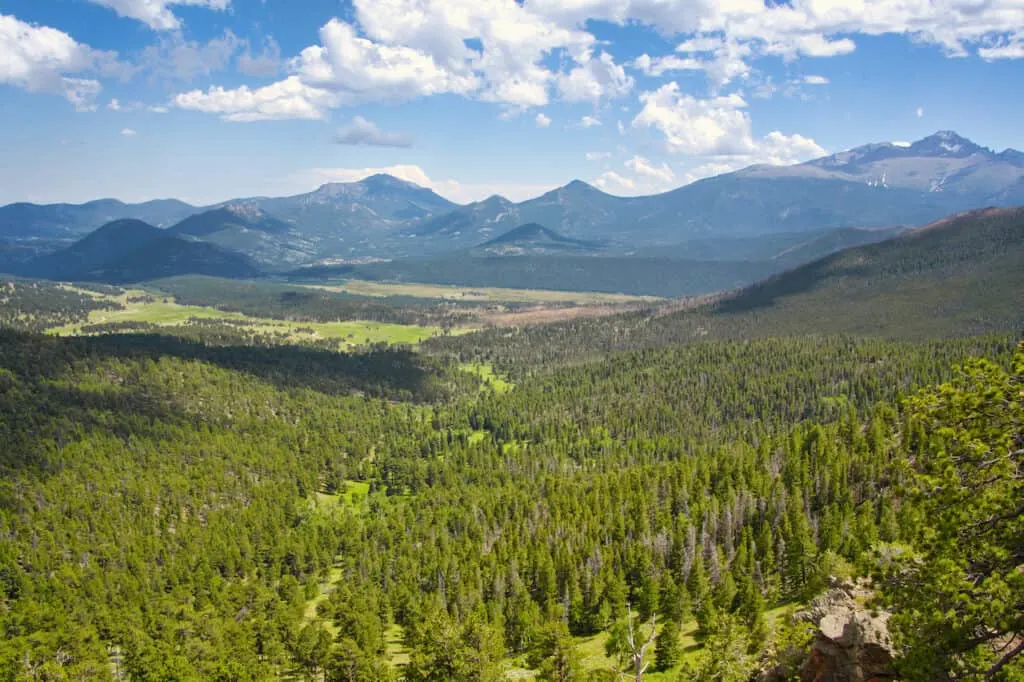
1 0 1022 206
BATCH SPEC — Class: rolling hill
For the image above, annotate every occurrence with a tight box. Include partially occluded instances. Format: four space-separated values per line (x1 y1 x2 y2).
19 219 261 284
474 223 606 255
0 198 195 239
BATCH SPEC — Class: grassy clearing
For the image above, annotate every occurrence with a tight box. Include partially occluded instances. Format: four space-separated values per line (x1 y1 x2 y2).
301 566 343 638
45 287 446 348
461 362 514 393
384 624 411 669
305 279 661 305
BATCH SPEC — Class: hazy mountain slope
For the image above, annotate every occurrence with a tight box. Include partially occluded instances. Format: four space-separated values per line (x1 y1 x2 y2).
169 206 291 237
0 198 195 239
474 223 606 255
234 174 458 258
90 235 261 284
168 206 314 269
22 219 165 279
740 131 1024 197
19 219 262 283
689 206 1024 339
409 131 1022 249
634 226 905 263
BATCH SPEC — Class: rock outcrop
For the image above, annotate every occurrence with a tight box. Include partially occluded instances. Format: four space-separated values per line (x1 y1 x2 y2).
797 579 897 682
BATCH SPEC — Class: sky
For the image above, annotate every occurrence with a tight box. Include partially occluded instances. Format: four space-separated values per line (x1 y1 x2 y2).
1 0 1022 206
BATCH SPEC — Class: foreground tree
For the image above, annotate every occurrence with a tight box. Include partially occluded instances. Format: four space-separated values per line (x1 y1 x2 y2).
605 606 657 681
878 342 1024 681
681 614 758 682
531 619 583 682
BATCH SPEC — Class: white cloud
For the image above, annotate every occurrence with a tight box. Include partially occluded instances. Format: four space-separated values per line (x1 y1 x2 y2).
238 37 282 77
556 51 633 103
801 74 829 85
174 0 1024 124
120 127 137 136
333 116 412 147
173 76 339 121
763 35 856 59
108 98 121 111
633 82 825 165
631 53 702 76
138 30 242 82
585 151 611 161
979 39 1024 60
580 115 601 128
292 164 557 203
294 18 478 105
86 0 231 31
535 112 552 128
625 155 675 184
593 171 635 193
538 0 1024 60
917 106 925 118
0 14 118 111
350 0 593 108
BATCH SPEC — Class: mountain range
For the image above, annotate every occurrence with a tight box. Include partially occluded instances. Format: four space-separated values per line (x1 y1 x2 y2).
2 131 1022 288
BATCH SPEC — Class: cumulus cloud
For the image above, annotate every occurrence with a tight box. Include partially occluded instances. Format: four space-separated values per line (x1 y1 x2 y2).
535 0 1024 60
979 38 1024 60
120 127 137 136
0 14 120 111
585 151 611 161
801 74 829 85
633 81 825 164
556 51 633 103
86 0 231 31
173 76 339 121
917 106 925 118
332 116 412 147
631 53 702 77
172 0 1024 124
292 164 558 203
535 112 552 128
580 115 601 128
293 18 479 105
625 155 674 184
593 171 636 193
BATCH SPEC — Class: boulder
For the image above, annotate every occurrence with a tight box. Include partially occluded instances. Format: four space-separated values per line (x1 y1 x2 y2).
797 579 897 682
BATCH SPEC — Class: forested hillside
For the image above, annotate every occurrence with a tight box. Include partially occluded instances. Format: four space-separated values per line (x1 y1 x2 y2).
430 206 1024 372
1 316 1020 679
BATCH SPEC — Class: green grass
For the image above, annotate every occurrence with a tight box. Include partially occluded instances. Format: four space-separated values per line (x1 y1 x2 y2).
461 362 514 393
305 279 661 305
384 624 411 669
301 566 343 638
44 287 448 348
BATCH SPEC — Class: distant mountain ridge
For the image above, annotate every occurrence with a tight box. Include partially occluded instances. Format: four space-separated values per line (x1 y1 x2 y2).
1 131 1021 275
740 131 1024 198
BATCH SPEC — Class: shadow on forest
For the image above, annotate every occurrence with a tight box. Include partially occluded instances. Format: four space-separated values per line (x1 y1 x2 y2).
711 253 872 315
0 329 440 401
0 329 442 475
